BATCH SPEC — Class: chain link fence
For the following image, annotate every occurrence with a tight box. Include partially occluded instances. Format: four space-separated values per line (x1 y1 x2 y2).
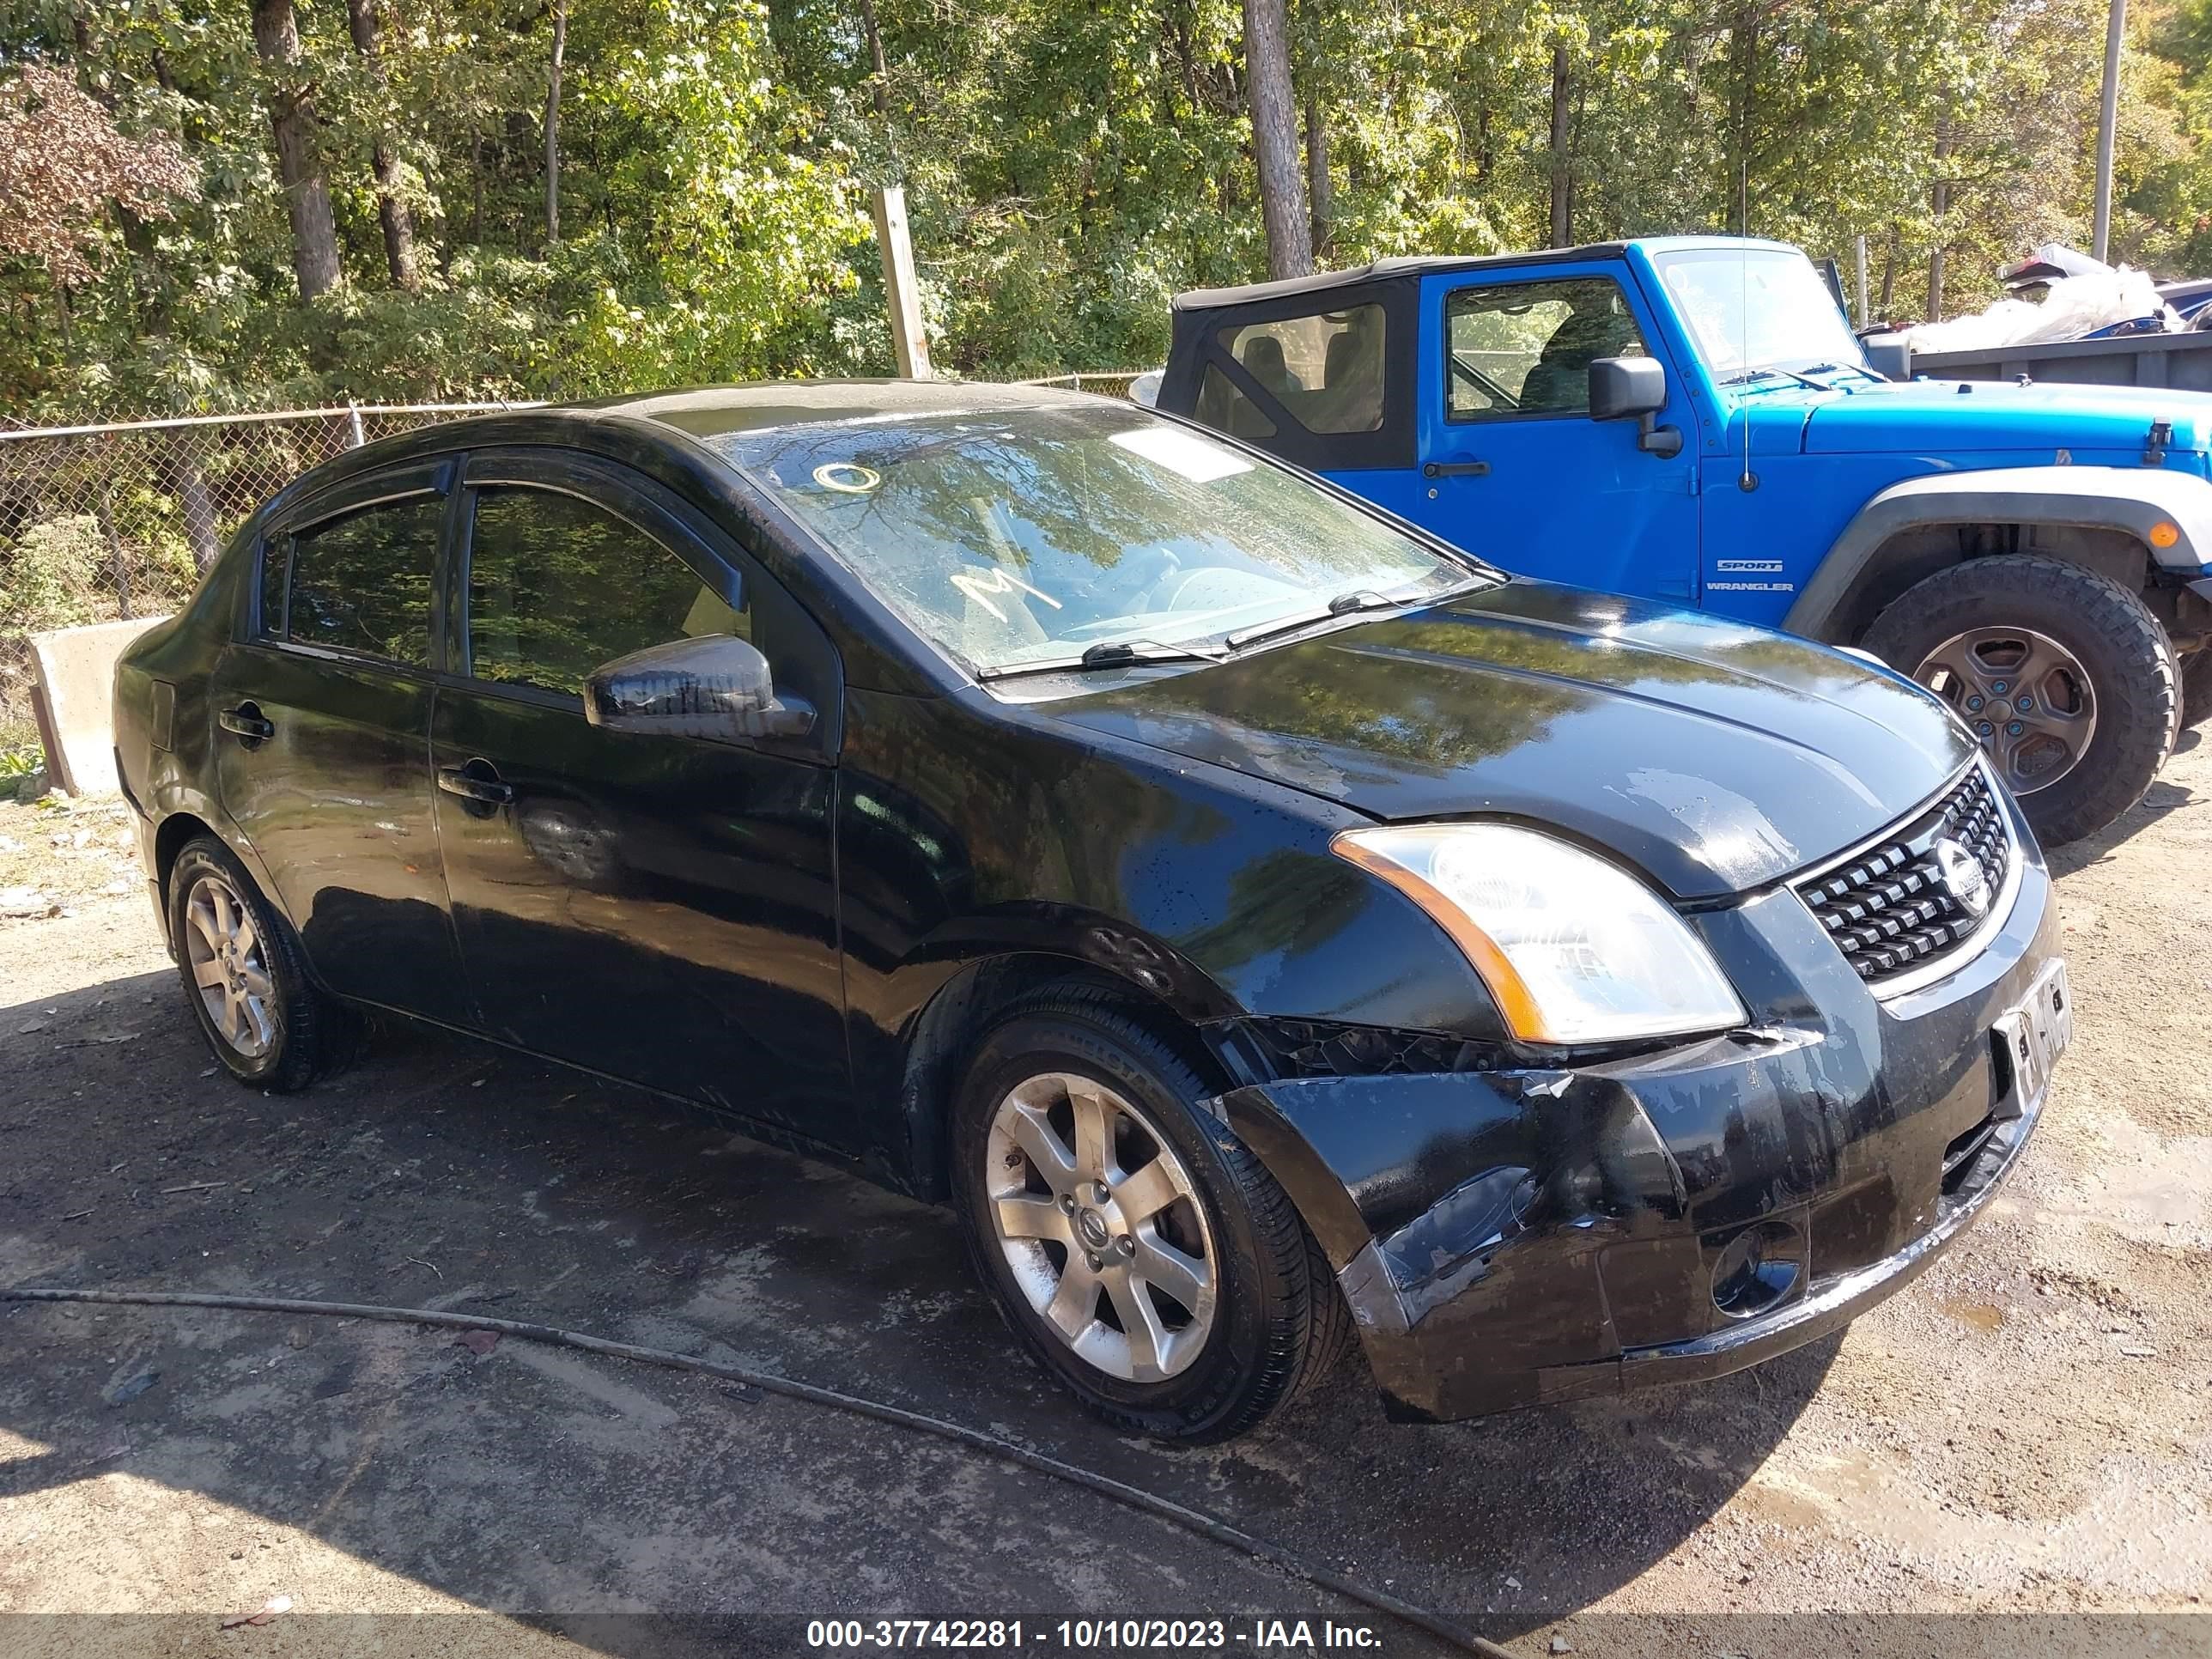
0 376 1145 757
0 402 537 749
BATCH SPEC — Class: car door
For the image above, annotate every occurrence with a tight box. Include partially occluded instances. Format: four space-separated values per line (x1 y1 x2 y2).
208 463 474 1018
1412 266 1700 603
429 449 852 1144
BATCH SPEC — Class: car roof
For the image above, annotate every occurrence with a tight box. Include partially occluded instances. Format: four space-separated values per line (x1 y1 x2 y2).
583 377 1105 441
1170 236 1804 311
258 379 1115 519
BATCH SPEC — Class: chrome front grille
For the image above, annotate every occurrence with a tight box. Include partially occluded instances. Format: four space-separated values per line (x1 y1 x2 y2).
1792 765 2014 989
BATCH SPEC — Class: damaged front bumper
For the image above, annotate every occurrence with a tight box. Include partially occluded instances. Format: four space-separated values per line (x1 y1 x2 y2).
1215 832 2063 1423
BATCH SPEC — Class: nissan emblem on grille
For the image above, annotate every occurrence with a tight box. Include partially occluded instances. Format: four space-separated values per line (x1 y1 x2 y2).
1791 767 2014 988
1933 838 1992 919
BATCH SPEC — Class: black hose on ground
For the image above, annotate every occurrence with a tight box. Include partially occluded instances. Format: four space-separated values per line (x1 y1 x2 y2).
3 1284 1516 1659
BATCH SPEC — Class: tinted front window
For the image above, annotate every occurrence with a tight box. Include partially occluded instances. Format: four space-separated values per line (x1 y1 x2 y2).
1445 278 1648 419
716 404 1478 673
465 487 744 696
286 496 443 666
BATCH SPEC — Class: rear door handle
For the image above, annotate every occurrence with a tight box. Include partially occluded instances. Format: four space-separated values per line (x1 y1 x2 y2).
437 764 514 806
217 704 275 742
1422 460 1490 478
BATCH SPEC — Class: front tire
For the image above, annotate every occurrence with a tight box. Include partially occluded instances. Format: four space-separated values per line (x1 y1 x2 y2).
950 988 1349 1443
167 836 346 1091
2183 648 2212 732
1864 556 2179 845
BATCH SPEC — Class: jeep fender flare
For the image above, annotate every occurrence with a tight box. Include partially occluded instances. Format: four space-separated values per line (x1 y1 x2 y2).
1784 465 2212 641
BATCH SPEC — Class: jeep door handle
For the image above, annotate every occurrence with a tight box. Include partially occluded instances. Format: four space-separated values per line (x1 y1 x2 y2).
436 764 514 805
1422 460 1490 478
217 705 275 742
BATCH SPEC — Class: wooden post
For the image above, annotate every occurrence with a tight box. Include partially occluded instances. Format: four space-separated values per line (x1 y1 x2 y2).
2093 0 2126 262
872 186 933 380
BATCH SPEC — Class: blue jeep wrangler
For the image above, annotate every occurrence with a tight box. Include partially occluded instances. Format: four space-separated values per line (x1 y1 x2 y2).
1158 236 2212 843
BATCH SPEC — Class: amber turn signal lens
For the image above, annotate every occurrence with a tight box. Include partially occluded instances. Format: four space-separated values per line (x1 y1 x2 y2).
2149 521 2180 550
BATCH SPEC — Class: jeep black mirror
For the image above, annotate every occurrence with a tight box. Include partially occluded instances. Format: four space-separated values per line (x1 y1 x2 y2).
583 634 815 744
1589 356 1682 459
1862 335 1912 382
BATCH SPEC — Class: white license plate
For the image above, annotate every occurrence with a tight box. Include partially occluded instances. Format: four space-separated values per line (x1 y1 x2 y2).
1994 959 2072 1115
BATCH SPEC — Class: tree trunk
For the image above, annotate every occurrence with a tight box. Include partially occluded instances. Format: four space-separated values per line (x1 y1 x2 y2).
857 0 890 118
1304 94 1332 260
1548 40 1571 247
96 480 131 621
345 0 418 290
1241 0 1310 280
173 433 222 572
252 0 344 301
544 0 567 247
1927 106 1954 322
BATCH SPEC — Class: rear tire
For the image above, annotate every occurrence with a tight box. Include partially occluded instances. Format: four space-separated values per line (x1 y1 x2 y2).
1864 556 2179 846
167 836 349 1091
950 987 1350 1443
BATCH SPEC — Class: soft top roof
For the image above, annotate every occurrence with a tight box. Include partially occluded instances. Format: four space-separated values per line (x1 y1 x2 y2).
1170 236 1804 312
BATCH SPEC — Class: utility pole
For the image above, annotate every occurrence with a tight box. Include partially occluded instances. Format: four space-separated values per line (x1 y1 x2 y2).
2093 0 2126 262
872 187 933 380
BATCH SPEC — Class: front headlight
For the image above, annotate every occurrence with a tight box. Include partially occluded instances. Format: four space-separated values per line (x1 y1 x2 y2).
1331 823 1747 1045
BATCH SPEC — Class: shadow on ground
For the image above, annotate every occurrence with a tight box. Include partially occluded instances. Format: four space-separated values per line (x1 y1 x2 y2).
0 965 1836 1654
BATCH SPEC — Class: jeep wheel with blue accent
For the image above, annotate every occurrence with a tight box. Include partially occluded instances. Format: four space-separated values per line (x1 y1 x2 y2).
1865 556 2179 847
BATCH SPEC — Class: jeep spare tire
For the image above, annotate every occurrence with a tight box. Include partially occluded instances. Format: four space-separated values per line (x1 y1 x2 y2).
1865 555 2179 847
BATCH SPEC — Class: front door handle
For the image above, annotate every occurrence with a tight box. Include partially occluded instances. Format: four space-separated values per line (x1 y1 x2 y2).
437 763 514 806
1422 459 1490 478
218 704 275 743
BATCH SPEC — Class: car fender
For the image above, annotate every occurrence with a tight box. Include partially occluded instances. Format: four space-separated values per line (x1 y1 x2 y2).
137 773 284 948
1785 465 2212 640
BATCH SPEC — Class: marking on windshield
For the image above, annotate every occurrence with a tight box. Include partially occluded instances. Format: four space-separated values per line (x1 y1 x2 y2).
952 565 1063 623
812 462 882 494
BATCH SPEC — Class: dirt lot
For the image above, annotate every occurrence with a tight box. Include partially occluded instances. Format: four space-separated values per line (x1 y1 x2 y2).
2 737 2209 1659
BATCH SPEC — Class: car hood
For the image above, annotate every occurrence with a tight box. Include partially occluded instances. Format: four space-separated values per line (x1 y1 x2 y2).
1046 582 1979 901
1784 376 2212 458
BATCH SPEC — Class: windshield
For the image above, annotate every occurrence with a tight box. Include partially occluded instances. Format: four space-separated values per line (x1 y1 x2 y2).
715 404 1480 674
1654 248 1867 380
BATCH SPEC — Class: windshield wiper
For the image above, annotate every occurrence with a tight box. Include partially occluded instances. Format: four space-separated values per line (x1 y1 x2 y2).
974 636 1227 683
1801 360 1887 386
1222 587 1424 652
1719 365 1830 390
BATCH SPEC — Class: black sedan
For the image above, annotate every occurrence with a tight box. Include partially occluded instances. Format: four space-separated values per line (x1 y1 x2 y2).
113 381 2070 1441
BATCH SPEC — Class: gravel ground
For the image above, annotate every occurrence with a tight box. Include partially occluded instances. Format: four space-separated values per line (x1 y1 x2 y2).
0 737 2208 1659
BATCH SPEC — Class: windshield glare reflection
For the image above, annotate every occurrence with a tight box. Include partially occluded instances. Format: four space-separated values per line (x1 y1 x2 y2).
1656 249 1867 380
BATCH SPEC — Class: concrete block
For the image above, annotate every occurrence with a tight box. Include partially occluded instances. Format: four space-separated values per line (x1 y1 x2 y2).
27 616 170 796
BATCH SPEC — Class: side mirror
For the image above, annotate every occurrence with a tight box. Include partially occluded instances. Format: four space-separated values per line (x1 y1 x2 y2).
583 634 815 744
1589 356 1682 459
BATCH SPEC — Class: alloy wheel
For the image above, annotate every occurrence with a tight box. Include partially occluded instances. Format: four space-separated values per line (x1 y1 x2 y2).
984 1071 1218 1382
182 872 276 1059
1914 626 2098 794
